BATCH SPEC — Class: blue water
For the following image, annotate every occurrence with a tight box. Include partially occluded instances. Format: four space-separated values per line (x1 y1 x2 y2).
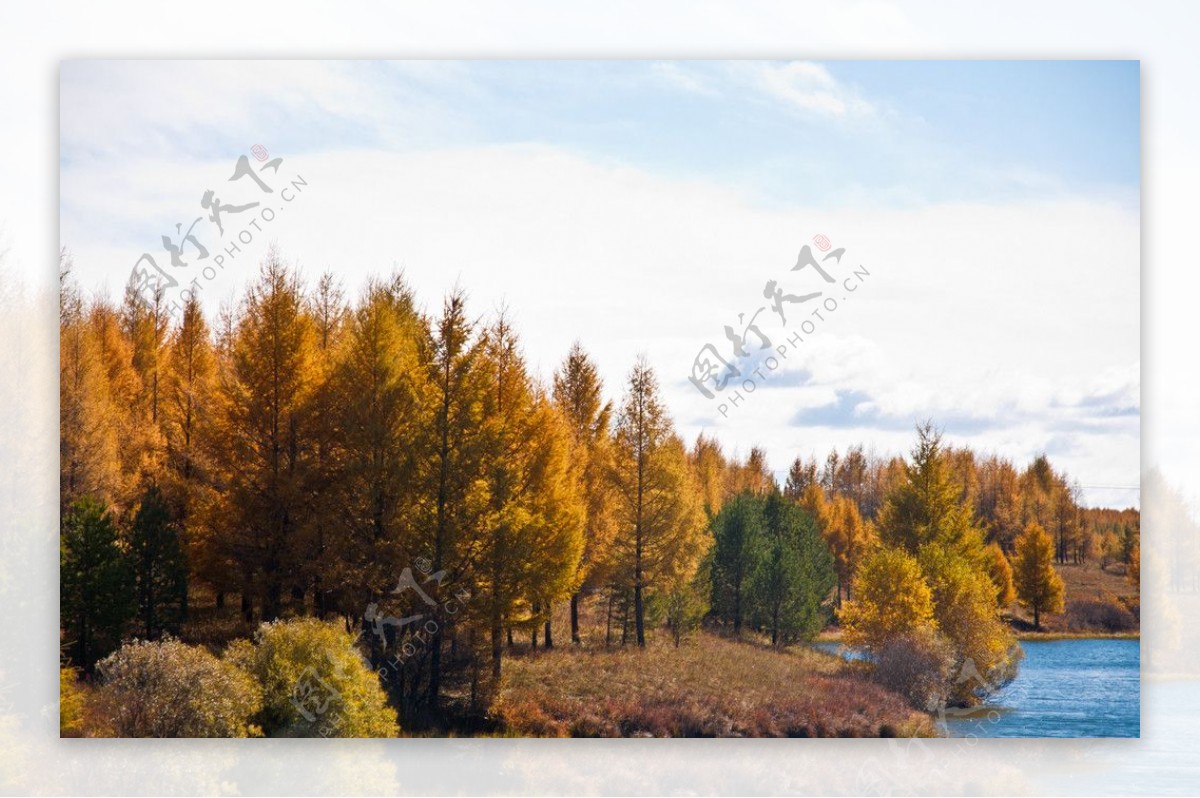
813 638 1140 738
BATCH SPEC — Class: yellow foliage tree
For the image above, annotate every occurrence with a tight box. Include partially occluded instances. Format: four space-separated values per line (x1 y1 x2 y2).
552 342 617 644
985 542 1016 607
825 495 877 604
610 358 707 647
1012 521 1065 629
840 547 935 652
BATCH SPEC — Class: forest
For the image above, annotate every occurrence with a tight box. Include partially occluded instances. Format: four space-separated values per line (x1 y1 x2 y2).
59 251 1140 737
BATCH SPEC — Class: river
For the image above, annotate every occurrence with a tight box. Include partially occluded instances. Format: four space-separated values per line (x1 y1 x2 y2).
814 638 1140 737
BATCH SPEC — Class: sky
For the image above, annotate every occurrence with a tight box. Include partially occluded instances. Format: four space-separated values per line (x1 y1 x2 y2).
58 60 1140 508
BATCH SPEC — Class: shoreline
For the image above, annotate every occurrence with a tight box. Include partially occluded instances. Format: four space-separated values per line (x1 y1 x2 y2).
816 628 1140 643
1015 631 1140 641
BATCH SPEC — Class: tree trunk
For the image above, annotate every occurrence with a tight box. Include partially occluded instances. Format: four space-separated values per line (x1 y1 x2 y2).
571 593 581 645
491 616 503 679
733 585 741 634
544 617 553 649
605 594 613 647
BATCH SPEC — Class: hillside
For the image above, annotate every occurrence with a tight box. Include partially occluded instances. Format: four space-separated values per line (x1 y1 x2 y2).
1007 561 1139 635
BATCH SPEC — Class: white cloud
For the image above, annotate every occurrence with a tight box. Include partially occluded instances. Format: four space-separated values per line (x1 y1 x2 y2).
739 61 875 118
650 61 719 96
61 140 1138 505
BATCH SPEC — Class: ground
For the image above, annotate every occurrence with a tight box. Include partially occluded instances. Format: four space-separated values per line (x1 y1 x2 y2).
493 630 935 737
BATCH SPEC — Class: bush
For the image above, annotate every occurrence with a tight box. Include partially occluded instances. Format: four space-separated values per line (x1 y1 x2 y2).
59 667 87 737
1065 598 1137 633
93 638 261 737
871 628 956 712
228 618 398 737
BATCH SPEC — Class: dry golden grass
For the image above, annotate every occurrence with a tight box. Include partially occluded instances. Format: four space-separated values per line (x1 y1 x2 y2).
494 631 936 737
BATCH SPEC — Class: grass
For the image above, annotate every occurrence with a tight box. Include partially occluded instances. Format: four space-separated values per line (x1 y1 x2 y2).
493 630 936 738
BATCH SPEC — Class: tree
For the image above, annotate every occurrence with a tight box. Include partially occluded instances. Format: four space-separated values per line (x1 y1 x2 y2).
227 618 398 737
61 497 134 671
160 294 225 606
60 666 87 737
665 578 707 647
304 271 349 619
1012 522 1065 629
985 542 1016 607
417 289 490 704
977 456 1023 552
610 358 707 647
552 342 617 645
323 275 428 616
823 495 876 604
840 547 935 653
216 253 319 621
918 543 1021 704
93 638 261 737
128 485 189 639
476 315 584 673
748 493 836 646
690 434 729 517
60 289 123 513
783 455 819 501
877 423 983 557
709 492 765 633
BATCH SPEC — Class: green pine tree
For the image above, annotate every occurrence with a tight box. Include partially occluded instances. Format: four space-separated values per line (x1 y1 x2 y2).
129 485 189 639
61 497 134 671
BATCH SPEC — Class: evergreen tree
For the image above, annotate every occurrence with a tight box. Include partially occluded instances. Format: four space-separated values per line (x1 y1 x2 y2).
877 423 984 557
128 485 189 639
61 497 133 671
709 491 765 633
748 492 836 646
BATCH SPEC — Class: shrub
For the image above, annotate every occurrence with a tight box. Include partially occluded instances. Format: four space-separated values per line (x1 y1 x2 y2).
93 638 261 737
1065 598 1138 633
59 667 87 737
871 628 956 712
228 618 398 737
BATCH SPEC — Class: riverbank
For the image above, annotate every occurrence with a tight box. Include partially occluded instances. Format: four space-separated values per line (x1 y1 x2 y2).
1015 631 1139 641
493 631 936 737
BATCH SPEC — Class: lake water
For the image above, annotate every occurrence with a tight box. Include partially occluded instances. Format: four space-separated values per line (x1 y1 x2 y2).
813 638 1140 738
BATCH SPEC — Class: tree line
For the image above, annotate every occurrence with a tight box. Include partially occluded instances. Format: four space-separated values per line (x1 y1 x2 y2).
60 250 1138 726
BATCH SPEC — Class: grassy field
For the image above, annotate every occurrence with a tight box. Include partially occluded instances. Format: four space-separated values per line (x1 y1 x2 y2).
493 631 936 738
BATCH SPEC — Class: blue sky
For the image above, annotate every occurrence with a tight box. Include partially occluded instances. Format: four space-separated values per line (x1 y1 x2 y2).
61 60 1140 205
59 60 1140 507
